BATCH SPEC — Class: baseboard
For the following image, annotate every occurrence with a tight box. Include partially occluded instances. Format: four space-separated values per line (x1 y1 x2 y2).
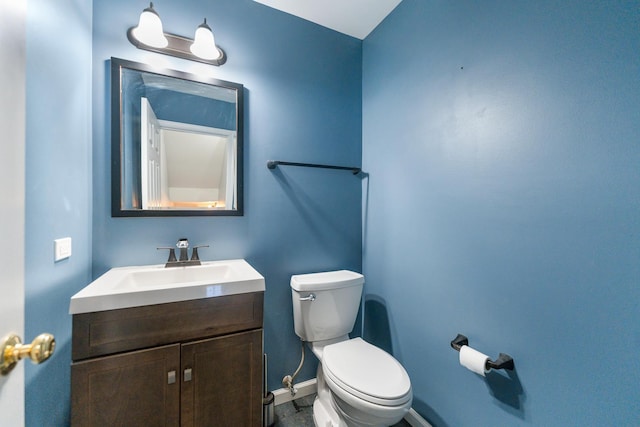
404 408 432 427
272 378 318 406
271 378 432 427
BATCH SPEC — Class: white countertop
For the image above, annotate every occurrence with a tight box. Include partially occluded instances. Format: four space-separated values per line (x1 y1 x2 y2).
69 259 265 314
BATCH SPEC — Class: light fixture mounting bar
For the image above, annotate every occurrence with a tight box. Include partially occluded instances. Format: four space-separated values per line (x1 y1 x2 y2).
127 28 226 66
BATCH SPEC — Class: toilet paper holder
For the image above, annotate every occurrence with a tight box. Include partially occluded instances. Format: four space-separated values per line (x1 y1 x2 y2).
450 334 514 371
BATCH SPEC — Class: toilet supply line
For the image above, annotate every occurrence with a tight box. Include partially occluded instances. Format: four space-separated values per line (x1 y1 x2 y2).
282 339 305 396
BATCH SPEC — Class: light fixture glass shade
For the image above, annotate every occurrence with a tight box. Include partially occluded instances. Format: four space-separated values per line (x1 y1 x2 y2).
132 3 168 48
190 19 221 60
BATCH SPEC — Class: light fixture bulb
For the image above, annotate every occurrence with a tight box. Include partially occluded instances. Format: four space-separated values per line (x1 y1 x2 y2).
132 2 168 48
190 18 221 60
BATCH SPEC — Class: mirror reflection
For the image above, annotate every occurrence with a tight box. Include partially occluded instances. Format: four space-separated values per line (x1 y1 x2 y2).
111 57 243 216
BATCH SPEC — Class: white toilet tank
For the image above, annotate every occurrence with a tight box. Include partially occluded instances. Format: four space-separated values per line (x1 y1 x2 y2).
291 270 364 342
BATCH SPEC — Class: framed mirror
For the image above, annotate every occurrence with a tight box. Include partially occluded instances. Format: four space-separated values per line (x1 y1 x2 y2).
111 57 243 216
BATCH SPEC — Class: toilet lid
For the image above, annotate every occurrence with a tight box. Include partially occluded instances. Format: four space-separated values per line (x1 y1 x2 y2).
322 338 411 405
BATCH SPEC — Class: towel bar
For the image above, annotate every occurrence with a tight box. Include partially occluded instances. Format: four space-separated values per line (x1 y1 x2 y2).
267 160 361 175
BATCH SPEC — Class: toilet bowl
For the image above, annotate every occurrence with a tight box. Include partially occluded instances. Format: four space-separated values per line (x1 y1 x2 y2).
291 271 412 427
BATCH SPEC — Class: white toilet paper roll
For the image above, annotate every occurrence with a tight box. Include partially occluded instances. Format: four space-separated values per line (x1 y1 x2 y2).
459 345 490 376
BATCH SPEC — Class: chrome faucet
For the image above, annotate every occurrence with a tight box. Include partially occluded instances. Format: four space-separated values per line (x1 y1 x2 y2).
157 238 209 268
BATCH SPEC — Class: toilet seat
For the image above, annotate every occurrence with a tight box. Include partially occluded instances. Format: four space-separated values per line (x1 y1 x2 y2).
322 338 412 407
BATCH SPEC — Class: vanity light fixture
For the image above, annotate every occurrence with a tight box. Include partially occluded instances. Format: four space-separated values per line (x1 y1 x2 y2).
130 2 168 48
127 3 226 66
190 19 222 61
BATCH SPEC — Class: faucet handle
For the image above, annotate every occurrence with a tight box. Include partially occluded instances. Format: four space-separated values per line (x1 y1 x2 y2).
190 245 209 262
157 247 177 263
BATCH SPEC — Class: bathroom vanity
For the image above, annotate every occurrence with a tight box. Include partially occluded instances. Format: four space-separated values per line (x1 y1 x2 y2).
69 260 265 426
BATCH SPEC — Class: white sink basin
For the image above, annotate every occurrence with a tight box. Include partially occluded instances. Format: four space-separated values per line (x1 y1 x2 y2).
69 259 265 314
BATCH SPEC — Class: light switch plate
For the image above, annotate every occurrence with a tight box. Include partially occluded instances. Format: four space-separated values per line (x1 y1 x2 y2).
54 237 72 261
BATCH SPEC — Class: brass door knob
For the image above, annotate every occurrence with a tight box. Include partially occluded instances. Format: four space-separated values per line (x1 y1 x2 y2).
1 333 56 375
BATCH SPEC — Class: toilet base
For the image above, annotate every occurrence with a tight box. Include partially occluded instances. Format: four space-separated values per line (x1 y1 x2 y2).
313 395 346 427
313 364 346 427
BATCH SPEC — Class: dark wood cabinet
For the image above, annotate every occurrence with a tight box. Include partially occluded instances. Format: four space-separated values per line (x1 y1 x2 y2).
71 293 263 427
181 330 262 427
71 344 180 426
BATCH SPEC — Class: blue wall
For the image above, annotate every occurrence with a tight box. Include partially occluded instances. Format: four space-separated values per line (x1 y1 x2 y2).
92 0 362 394
362 1 640 425
25 0 93 425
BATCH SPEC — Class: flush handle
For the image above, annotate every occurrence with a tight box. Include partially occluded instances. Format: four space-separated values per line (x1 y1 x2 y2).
1 333 56 375
299 293 316 302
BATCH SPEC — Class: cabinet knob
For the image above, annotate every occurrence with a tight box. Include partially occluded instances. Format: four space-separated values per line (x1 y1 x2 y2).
184 368 192 382
1 333 56 375
168 370 176 384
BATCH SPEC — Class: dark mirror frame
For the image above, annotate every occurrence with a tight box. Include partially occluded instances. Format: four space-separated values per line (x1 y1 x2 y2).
110 57 244 217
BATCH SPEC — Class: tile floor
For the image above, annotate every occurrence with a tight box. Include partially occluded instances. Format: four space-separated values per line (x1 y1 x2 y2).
273 394 412 427
273 394 316 427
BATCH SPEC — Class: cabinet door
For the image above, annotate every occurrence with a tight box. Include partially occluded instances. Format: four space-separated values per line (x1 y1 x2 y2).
181 329 262 427
71 344 180 427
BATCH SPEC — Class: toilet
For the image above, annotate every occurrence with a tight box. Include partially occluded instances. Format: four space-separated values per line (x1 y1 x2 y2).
290 270 412 427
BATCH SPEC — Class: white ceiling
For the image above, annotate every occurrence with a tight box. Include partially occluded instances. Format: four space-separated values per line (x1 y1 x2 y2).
253 0 403 40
